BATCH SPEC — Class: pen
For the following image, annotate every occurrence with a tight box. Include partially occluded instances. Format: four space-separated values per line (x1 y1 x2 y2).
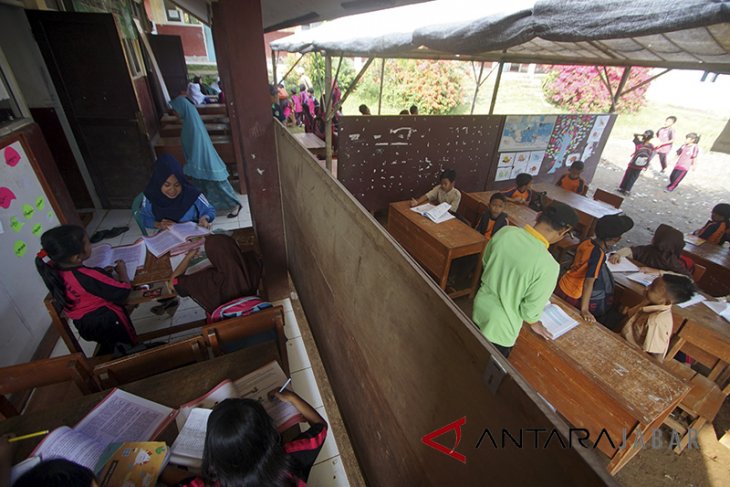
8 430 49 443
278 378 292 393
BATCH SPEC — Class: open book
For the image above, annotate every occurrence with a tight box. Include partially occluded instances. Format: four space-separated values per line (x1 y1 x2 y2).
540 303 580 340
703 300 730 323
170 361 303 467
95 442 169 487
627 272 657 287
84 240 146 281
606 256 639 273
143 222 210 258
684 234 706 246
170 249 212 276
30 389 176 470
410 202 455 223
676 293 706 308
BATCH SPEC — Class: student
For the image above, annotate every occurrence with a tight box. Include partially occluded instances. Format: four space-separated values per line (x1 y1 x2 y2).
169 235 262 314
409 105 419 115
502 173 533 205
35 225 137 354
306 87 317 117
666 133 700 192
13 458 97 487
187 77 207 105
410 169 461 213
473 203 578 358
693 203 730 244
271 85 286 123
610 224 693 277
139 155 216 231
620 274 696 359
165 391 327 487
291 87 303 126
555 160 587 194
475 193 509 243
617 130 655 195
653 116 677 173
556 215 634 324
358 104 371 115
399 109 410 115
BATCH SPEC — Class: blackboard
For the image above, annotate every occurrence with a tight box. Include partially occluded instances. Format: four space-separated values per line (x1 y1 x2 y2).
339 115 502 212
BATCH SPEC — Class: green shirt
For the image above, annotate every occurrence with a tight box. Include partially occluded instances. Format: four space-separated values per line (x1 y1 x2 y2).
472 225 559 347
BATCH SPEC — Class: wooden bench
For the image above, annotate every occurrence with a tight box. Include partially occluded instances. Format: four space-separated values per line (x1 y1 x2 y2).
153 134 236 166
196 103 227 115
161 113 230 124
160 122 231 137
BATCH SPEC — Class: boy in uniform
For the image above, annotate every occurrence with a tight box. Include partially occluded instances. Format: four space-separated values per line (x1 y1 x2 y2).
410 169 461 213
475 193 509 243
556 160 587 195
502 173 534 205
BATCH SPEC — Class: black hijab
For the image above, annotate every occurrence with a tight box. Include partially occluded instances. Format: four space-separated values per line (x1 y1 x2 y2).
144 154 202 222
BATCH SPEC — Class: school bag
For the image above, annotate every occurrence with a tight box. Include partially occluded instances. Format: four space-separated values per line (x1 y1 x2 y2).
207 296 272 324
629 145 653 168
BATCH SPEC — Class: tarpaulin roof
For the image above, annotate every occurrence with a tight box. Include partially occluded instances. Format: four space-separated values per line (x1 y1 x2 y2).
270 0 730 71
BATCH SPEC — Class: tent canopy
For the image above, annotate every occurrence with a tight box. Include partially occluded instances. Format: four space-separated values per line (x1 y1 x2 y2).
270 0 730 72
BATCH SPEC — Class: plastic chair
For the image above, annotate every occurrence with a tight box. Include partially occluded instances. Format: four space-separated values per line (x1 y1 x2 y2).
131 192 149 237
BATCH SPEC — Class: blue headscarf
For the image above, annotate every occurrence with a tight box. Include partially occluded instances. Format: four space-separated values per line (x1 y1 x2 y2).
169 96 230 181
144 154 202 222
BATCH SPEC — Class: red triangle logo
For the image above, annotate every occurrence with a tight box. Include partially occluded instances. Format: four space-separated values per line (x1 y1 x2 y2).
421 416 467 463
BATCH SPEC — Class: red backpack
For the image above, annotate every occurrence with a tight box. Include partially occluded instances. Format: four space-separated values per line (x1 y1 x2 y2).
207 296 272 324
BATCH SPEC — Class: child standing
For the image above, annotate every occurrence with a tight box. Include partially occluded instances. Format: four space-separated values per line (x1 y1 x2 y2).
618 130 655 195
653 116 677 173
410 169 462 213
693 203 730 244
475 193 509 243
620 274 696 359
556 215 634 324
555 160 587 194
502 173 534 205
35 225 138 354
666 133 700 192
291 87 303 126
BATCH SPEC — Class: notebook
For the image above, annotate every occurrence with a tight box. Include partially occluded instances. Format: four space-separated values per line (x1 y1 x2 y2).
143 222 210 258
84 240 146 280
541 303 580 340
627 272 657 287
95 442 169 487
702 301 730 323
676 293 706 308
606 257 639 273
410 202 455 223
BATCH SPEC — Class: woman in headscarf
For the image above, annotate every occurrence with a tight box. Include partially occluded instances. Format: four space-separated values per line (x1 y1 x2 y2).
169 234 262 313
139 154 216 230
169 95 242 218
609 223 693 277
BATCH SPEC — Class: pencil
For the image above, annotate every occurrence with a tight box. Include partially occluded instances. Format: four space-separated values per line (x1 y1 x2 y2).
278 378 292 393
7 430 49 443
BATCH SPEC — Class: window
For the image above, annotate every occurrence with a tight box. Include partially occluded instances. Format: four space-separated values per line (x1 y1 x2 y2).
0 47 29 131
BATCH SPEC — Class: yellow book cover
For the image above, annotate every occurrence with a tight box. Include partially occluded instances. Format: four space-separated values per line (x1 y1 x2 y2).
96 442 169 487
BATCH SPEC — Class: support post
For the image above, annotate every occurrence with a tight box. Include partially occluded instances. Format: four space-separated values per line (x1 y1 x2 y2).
610 66 632 113
276 54 304 86
271 49 277 85
470 61 484 114
213 0 288 299
489 62 504 115
621 68 671 96
325 53 333 173
377 58 385 115
332 57 374 115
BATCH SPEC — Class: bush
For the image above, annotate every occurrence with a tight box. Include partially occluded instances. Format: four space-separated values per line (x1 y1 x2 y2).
379 59 465 114
542 65 653 113
281 53 357 99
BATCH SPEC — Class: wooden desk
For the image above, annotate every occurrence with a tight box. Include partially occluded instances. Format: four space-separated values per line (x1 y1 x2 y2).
291 132 326 157
0 343 279 462
533 183 621 239
510 297 689 475
682 241 730 296
459 191 539 229
387 201 486 298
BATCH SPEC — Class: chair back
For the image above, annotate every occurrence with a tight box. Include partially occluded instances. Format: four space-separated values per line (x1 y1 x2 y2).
691 264 706 283
93 336 209 388
0 353 99 417
44 295 84 356
131 192 149 237
593 188 624 209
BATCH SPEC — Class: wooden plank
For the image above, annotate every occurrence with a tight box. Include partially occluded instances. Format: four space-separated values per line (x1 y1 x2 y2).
682 241 730 296
275 123 616 485
462 191 539 229
195 103 226 115
159 122 230 137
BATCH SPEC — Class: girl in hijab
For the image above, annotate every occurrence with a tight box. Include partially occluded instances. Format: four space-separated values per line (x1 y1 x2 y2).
609 224 693 277
169 95 242 218
139 154 216 231
169 234 262 314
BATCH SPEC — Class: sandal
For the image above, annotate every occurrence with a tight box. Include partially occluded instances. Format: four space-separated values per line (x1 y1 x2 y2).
90 226 129 243
227 204 242 219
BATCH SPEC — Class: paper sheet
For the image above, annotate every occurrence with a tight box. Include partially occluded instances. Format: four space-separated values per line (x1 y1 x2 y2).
233 361 302 432
35 426 106 470
627 272 657 287
677 293 706 308
702 301 730 322
170 408 211 464
606 257 640 273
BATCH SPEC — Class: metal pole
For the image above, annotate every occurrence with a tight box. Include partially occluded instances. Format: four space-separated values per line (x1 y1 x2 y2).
488 62 504 115
610 66 632 113
325 54 333 173
271 50 277 85
377 58 385 115
470 61 485 114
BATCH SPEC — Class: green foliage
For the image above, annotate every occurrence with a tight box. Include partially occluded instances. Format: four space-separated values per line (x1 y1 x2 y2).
281 53 356 99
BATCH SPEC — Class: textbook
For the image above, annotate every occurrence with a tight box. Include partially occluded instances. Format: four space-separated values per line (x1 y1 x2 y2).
84 240 146 280
143 222 210 257
170 361 303 467
627 272 657 287
30 389 177 471
684 234 706 246
95 442 169 487
606 257 639 273
410 202 455 223
702 300 730 323
540 303 580 340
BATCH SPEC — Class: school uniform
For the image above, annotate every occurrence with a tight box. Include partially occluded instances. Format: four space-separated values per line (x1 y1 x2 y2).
501 187 533 204
426 186 462 213
620 304 673 358
556 174 586 195
654 126 675 171
666 143 699 192
58 266 137 354
694 220 728 244
475 211 508 242
555 239 614 319
139 194 216 230
619 136 654 193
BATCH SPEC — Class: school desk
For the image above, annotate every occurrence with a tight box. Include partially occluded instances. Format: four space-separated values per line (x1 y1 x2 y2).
532 183 622 239
509 296 689 475
292 132 326 154
682 241 730 296
0 343 279 463
387 201 486 298
459 191 539 229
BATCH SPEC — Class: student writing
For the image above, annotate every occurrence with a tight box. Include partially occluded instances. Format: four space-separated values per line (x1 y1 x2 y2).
609 224 693 277
35 225 137 355
410 169 461 213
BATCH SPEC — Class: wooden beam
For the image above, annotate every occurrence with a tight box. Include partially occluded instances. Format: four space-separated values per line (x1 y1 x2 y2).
621 68 671 96
276 53 303 86
324 53 333 173
271 49 277 85
377 58 385 115
488 61 504 114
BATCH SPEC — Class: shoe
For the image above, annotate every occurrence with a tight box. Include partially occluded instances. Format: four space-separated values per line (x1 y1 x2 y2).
227 203 242 218
151 298 179 316
90 226 129 243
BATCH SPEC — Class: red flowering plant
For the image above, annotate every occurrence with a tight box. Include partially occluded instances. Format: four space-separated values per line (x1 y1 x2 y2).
380 59 465 114
542 65 653 113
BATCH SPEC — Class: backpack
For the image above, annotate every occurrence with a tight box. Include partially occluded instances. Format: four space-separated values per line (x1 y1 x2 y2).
207 296 272 324
529 191 548 212
630 145 653 168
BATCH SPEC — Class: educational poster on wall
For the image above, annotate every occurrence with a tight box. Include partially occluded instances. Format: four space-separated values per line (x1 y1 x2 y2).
543 115 596 174
581 115 610 162
495 150 544 181
498 115 557 152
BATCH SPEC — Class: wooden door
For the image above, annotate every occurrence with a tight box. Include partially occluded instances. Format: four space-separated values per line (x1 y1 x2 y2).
27 10 153 208
148 34 188 97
